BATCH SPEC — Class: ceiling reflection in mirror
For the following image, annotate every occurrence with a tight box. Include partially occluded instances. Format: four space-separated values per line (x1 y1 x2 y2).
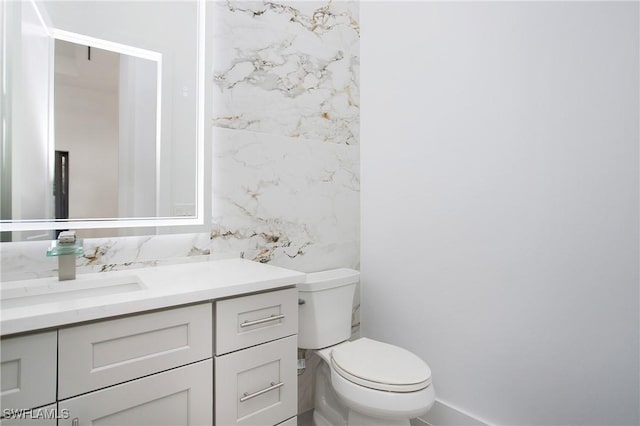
1 0 204 239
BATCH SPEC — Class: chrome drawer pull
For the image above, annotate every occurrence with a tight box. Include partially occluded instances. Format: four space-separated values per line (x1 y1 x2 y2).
240 381 284 402
240 314 285 328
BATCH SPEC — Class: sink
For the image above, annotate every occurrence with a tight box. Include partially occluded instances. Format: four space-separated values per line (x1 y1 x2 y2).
1 275 146 310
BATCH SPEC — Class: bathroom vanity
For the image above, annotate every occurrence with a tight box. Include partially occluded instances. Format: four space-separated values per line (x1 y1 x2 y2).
0 259 303 426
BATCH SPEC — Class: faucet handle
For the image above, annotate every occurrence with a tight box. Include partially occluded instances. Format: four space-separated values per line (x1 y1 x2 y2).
58 230 77 244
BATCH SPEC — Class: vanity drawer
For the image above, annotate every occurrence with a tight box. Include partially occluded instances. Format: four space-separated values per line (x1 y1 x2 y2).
0 331 56 411
58 303 212 399
59 359 212 426
215 335 297 426
215 287 297 355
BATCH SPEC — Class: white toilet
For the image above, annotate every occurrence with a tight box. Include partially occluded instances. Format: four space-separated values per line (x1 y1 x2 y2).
298 269 435 426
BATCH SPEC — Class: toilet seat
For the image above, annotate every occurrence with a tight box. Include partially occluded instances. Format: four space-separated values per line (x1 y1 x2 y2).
330 338 432 392
329 366 435 420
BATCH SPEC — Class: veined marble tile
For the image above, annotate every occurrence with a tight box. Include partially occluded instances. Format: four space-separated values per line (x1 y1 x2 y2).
0 240 58 281
230 240 359 272
211 127 359 272
80 233 211 267
0 233 212 281
212 0 360 145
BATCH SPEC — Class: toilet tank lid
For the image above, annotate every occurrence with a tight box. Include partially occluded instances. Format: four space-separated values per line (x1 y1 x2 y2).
298 268 360 292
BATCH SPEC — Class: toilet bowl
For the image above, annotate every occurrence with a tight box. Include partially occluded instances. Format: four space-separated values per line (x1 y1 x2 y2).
298 269 435 426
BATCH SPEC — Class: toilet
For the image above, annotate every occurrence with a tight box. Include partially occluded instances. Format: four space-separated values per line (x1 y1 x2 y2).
298 269 435 426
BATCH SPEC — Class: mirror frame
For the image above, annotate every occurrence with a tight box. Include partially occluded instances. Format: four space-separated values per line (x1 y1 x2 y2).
1 0 206 233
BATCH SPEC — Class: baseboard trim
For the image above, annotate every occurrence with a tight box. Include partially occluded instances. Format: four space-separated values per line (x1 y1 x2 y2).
411 399 491 426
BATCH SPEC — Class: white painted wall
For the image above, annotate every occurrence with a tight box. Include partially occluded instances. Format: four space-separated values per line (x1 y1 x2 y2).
54 40 121 228
361 2 639 425
118 55 158 219
54 80 119 222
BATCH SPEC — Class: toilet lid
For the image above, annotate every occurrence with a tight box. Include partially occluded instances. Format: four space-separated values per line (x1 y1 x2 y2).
331 338 432 392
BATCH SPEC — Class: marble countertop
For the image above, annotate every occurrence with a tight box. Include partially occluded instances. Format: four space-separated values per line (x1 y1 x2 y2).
0 258 305 336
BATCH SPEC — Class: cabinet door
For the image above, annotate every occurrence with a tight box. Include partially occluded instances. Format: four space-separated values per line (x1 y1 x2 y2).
59 359 212 426
216 336 297 426
1 331 56 411
59 303 212 398
1 404 58 426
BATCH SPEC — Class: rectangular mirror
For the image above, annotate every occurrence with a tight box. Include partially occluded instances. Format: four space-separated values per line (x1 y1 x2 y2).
0 0 206 240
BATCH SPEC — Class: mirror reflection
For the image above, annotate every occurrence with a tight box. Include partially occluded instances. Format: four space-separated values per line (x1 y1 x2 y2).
53 39 159 221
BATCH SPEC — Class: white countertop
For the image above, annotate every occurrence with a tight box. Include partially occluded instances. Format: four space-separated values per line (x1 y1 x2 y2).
0 258 306 336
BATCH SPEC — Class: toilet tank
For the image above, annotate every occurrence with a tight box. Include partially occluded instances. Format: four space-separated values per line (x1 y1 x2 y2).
297 268 359 349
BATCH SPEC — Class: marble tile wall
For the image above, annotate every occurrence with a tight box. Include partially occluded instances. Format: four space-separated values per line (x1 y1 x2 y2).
210 127 359 271
0 0 360 415
212 1 360 145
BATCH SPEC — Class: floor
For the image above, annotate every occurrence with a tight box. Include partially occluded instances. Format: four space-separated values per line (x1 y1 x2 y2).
298 410 314 426
298 410 427 426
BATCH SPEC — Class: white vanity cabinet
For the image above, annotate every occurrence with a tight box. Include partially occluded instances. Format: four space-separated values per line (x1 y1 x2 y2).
0 331 57 417
0 290 300 426
215 288 298 426
57 303 213 425
0 259 305 426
